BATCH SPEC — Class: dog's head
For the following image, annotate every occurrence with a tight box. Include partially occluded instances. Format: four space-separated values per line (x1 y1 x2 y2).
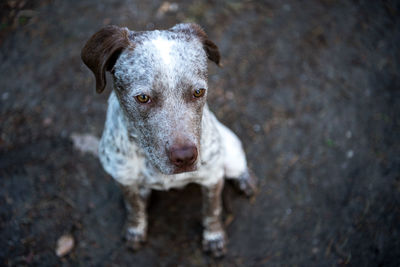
82 23 220 175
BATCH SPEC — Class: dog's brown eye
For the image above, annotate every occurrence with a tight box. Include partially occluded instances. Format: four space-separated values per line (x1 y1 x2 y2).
193 88 206 98
136 94 151 104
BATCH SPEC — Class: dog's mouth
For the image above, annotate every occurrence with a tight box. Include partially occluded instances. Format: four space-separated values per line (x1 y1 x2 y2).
148 158 198 175
172 165 197 174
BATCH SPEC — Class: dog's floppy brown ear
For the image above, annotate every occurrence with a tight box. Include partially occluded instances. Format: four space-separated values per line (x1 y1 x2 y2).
81 25 131 93
171 23 221 66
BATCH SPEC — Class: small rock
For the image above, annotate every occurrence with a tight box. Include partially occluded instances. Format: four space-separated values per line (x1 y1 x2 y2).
169 2 179 12
253 124 261 132
346 150 354 159
2 92 9 100
55 234 74 257
312 247 319 254
225 91 234 100
283 4 291 11
103 18 111 25
42 117 52 126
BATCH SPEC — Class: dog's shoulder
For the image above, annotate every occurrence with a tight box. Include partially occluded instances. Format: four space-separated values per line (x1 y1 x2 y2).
199 106 223 163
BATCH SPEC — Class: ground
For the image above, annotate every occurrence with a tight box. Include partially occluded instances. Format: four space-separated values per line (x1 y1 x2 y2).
0 0 399 266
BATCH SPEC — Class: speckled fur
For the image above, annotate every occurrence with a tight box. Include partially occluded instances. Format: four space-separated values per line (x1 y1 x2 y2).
83 23 254 257
98 24 248 188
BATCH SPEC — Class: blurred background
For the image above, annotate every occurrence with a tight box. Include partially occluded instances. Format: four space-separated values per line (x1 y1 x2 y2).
1 0 399 266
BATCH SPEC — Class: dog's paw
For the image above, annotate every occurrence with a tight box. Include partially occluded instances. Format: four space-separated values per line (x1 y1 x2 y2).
125 226 147 251
234 169 258 197
202 230 227 257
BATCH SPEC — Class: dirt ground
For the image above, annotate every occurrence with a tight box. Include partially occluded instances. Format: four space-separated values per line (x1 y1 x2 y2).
1 0 399 266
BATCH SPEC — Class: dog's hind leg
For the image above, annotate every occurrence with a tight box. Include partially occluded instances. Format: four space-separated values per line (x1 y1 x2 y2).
215 120 258 197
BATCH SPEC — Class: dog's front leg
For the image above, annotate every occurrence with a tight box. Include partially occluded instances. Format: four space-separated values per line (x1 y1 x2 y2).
202 178 226 257
121 185 150 250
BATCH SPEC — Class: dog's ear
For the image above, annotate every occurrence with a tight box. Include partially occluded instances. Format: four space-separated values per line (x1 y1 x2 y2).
81 25 132 93
170 23 221 66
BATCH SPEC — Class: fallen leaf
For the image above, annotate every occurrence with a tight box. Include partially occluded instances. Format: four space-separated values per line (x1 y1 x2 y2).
55 234 75 257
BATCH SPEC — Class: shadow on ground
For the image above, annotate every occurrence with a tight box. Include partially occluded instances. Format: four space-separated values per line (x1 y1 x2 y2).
1 0 399 266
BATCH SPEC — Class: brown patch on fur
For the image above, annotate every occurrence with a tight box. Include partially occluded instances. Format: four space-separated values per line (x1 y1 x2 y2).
81 25 132 93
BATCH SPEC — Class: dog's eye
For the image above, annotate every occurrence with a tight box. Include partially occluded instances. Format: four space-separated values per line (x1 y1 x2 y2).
135 94 151 104
193 88 206 98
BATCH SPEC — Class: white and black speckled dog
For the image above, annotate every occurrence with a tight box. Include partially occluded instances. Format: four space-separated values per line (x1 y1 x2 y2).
81 23 257 257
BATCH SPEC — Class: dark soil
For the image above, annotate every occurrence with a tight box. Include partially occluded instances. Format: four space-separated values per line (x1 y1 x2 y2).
1 0 399 266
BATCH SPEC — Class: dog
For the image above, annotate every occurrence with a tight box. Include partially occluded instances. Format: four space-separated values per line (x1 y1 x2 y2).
81 23 257 257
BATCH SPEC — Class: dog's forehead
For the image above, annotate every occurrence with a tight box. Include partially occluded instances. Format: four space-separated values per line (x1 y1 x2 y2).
114 30 208 91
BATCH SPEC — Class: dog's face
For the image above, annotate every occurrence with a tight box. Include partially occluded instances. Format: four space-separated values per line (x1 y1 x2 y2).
113 30 209 174
82 24 220 175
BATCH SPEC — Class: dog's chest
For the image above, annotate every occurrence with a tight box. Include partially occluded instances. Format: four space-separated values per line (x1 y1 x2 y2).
142 160 225 190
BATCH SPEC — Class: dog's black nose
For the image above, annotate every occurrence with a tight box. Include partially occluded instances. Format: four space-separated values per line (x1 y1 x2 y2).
167 145 198 168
